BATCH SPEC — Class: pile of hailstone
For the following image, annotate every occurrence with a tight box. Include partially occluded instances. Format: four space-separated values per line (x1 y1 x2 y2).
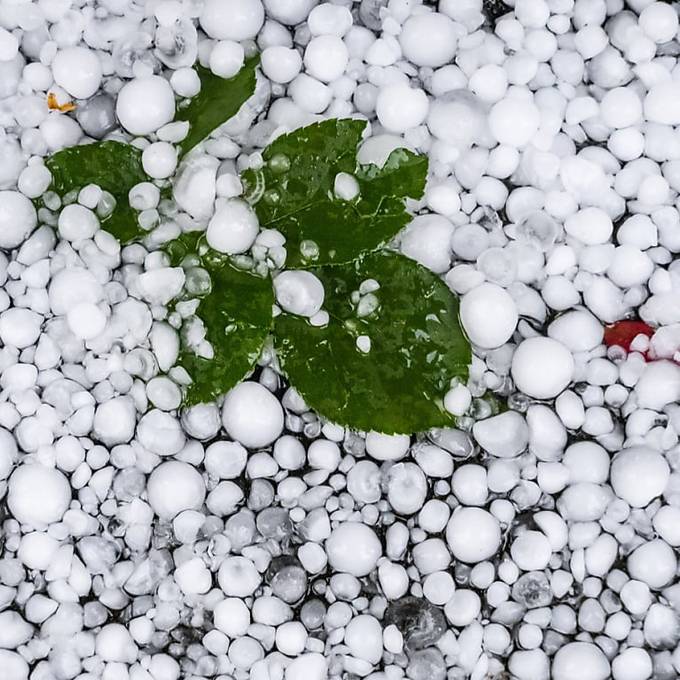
5 0 680 679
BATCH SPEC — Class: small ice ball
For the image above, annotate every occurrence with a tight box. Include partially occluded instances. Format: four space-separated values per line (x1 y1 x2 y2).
0 191 37 249
147 461 206 520
376 83 429 133
326 522 382 576
610 446 670 508
206 198 259 255
116 75 176 136
8 464 71 527
52 46 102 99
460 283 518 349
221 381 284 448
511 337 574 399
552 642 610 680
399 12 459 67
274 270 325 318
446 507 501 563
489 96 541 148
200 0 265 40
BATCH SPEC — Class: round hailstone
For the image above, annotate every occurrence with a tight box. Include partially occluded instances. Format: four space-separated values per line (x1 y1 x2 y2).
627 539 677 589
639 2 679 43
285 653 327 680
200 0 264 40
644 82 680 125
67 303 107 340
52 46 102 99
303 35 349 83
147 461 206 520
460 283 518 349
343 615 383 665
206 198 259 254
221 382 284 448
375 83 429 133
552 642 610 680
610 446 670 508
564 207 613 245
400 214 455 274
116 75 175 136
511 337 575 399
365 432 410 461
326 522 382 576
8 464 71 527
217 556 261 596
0 190 37 249
0 427 17 480
273 270 325 318
488 97 541 147
446 507 501 563
399 12 459 67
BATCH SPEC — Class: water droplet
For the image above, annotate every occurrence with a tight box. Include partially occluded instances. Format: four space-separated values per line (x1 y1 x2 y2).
269 153 291 174
263 188 280 205
299 239 320 261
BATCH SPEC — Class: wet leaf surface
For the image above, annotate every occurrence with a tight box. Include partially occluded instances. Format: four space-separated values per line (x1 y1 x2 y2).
179 262 273 405
175 56 259 156
45 140 147 242
241 119 428 268
274 251 470 434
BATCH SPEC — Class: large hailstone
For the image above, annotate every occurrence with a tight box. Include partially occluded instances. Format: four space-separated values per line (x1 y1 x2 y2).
8 464 71 527
511 337 574 399
610 446 670 508
325 522 381 576
460 283 518 349
446 507 501 563
0 190 37 249
116 75 175 136
221 382 284 448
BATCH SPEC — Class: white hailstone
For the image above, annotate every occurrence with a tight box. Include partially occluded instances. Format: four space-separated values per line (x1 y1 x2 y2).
49 267 103 315
137 410 185 456
142 142 177 179
460 282 518 348
399 12 459 67
206 198 259 255
644 82 680 125
652 506 680 546
0 427 17 480
303 35 349 83
639 2 679 43
365 432 410 461
511 337 574 399
58 204 99 242
344 615 383 665
95 623 138 663
627 539 677 589
0 651 29 680
201 0 264 40
326 522 381 576
599 87 643 129
427 91 486 149
386 462 427 515
611 648 653 680
444 589 481 627
137 267 185 306
260 46 302 84
274 270 325 318
0 27 19 61
0 308 43 348
400 214 454 273
489 97 541 148
214 598 251 637
610 446 669 508
173 154 219 221
446 507 501 563
635 360 680 410
444 384 472 416
52 47 102 99
511 531 552 571
116 76 176 136
210 40 245 78
218 556 261 596
285 653 327 680
0 190 37 249
547 310 603 352
473 411 529 458
0 611 33 648
552 642 610 680
17 531 60 571
222 382 284 448
375 83 429 133
564 207 613 245
276 622 307 656
308 4 352 35
67 303 107 340
8 464 71 527
334 172 359 200
93 396 136 446
147 461 206 520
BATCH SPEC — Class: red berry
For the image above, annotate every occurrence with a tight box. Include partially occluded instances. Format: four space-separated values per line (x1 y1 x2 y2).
603 320 654 354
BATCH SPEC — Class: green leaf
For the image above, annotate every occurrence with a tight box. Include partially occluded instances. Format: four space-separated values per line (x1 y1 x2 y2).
179 263 274 406
241 119 428 268
274 251 470 434
175 56 259 156
45 141 147 242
